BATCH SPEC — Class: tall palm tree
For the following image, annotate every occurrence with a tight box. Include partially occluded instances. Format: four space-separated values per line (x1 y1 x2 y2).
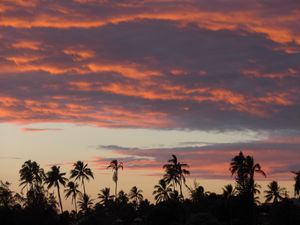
64 181 81 213
78 193 94 213
98 187 114 206
128 186 143 209
153 179 173 204
292 171 300 197
107 160 123 199
264 181 286 203
19 160 45 192
163 155 190 199
46 165 68 213
70 161 94 195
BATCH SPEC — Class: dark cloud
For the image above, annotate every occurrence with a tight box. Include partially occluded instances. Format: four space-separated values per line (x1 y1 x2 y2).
0 19 300 130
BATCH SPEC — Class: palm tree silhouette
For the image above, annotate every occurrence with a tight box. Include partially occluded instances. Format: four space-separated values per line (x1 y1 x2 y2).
64 181 81 213
129 186 143 209
163 155 190 199
46 165 67 213
78 193 93 213
116 190 128 205
98 187 114 206
291 171 300 197
264 181 286 203
107 160 123 199
70 161 94 195
222 184 237 200
19 160 45 192
230 152 266 202
153 179 173 204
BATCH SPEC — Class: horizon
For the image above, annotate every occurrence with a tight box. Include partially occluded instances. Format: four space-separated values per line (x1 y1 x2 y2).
1 0 300 212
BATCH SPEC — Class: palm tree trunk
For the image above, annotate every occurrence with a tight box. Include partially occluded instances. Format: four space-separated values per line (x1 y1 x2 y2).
82 178 86 195
74 196 77 213
179 179 183 200
115 180 118 201
57 185 63 213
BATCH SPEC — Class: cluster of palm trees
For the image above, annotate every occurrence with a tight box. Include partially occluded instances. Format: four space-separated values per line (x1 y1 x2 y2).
15 152 300 215
19 160 95 213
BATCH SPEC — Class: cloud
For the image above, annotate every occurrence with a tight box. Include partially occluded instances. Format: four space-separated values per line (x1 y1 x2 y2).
21 127 63 132
0 19 299 131
94 134 300 180
0 156 22 160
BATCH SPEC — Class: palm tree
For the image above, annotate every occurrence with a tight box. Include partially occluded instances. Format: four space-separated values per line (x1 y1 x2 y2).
78 193 94 213
98 187 114 206
70 161 94 195
128 186 143 209
116 190 128 205
46 165 68 213
292 171 300 197
222 184 237 200
264 181 286 203
163 155 190 199
230 152 266 202
64 181 81 213
107 160 123 199
153 179 173 204
19 160 45 192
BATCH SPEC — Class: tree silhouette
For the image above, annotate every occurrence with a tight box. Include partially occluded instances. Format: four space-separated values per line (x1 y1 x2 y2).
128 186 143 209
46 165 67 213
107 160 123 199
291 171 300 197
98 187 114 206
19 160 45 192
230 152 266 203
116 190 129 205
78 193 93 213
70 161 94 195
153 179 173 204
0 181 15 208
264 181 286 203
64 181 81 213
187 181 207 203
163 155 190 199
222 184 237 200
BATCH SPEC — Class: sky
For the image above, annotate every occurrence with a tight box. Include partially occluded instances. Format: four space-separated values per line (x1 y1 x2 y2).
0 0 300 210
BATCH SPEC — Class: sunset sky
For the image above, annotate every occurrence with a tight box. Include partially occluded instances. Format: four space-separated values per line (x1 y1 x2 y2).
1 0 300 209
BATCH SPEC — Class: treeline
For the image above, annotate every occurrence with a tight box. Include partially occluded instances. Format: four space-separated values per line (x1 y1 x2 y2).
1 151 300 225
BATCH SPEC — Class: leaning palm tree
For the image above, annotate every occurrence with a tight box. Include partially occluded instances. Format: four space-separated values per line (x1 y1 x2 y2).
107 160 123 199
291 171 300 197
128 186 143 209
46 165 68 213
19 160 45 192
64 181 81 213
70 161 94 195
264 181 286 203
163 155 190 199
78 193 94 213
98 187 114 206
153 179 173 204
